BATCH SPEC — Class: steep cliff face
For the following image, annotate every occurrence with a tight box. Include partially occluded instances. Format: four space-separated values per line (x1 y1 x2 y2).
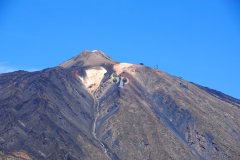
0 50 239 160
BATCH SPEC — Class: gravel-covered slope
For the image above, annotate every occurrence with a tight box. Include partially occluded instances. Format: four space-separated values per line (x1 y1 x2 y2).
0 50 239 160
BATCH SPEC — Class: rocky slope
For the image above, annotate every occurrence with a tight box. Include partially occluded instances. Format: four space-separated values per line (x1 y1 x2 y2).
0 50 239 160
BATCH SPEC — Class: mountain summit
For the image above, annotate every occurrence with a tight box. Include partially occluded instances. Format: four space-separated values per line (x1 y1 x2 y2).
0 51 240 160
60 50 117 68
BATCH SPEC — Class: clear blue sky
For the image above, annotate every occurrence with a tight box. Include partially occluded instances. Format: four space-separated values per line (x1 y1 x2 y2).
0 0 239 99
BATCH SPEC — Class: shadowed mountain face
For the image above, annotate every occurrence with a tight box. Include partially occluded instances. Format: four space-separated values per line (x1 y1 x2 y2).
0 50 239 160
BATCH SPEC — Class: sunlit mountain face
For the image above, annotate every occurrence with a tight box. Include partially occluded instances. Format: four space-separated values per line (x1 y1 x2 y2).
0 50 239 160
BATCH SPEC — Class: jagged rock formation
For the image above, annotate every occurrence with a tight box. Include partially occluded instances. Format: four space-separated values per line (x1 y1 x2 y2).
0 50 239 160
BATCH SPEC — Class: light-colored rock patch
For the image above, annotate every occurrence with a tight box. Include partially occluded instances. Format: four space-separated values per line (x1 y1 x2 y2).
12 151 32 160
113 63 134 75
77 67 107 93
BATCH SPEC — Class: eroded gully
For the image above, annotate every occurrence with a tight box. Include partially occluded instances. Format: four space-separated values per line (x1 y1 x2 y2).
92 94 112 160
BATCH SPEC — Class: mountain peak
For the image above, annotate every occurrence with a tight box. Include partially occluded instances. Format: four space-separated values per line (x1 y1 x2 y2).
59 50 117 68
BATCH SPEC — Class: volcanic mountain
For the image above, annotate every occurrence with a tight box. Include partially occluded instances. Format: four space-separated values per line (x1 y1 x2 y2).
0 50 239 160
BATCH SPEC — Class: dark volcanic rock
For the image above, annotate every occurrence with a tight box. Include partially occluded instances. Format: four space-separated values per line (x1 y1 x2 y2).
0 50 240 160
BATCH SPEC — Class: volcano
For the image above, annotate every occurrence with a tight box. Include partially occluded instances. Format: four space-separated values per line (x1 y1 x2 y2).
0 50 239 160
